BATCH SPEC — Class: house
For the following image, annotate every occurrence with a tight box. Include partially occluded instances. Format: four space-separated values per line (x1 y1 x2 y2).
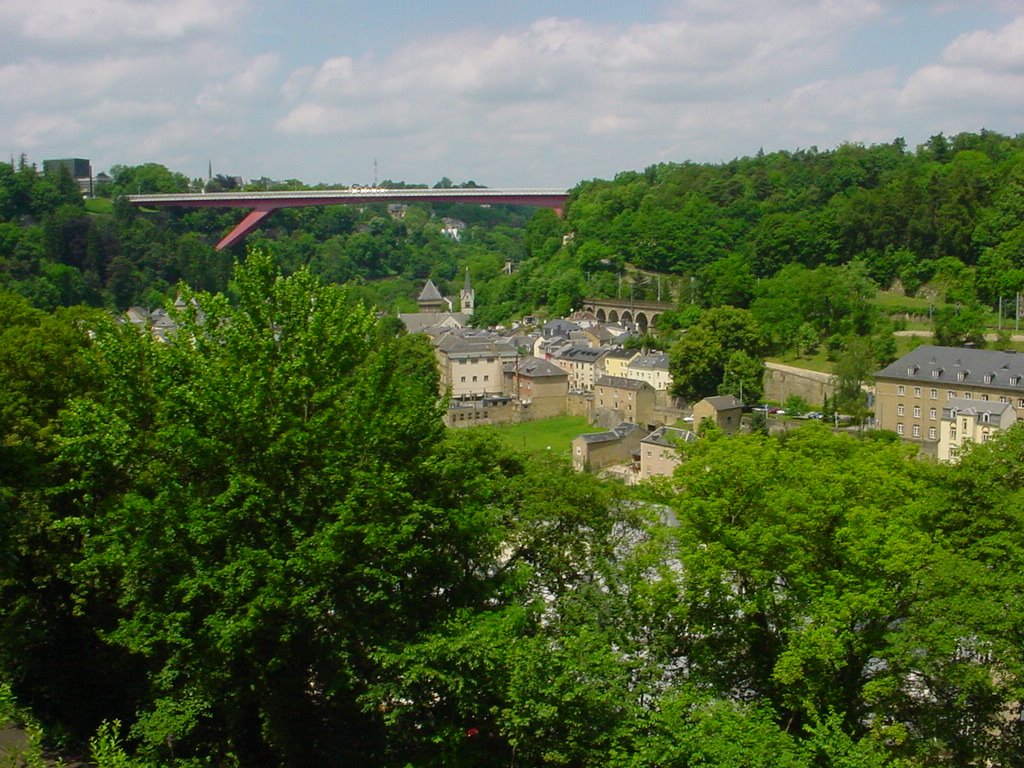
603 348 641 379
594 375 657 426
398 311 470 335
445 394 515 428
692 394 744 434
639 426 697 481
441 217 468 241
626 352 672 391
874 345 1024 445
434 330 518 397
542 318 581 338
551 345 608 391
502 356 569 420
572 423 644 472
534 335 569 360
570 326 617 348
937 398 1017 462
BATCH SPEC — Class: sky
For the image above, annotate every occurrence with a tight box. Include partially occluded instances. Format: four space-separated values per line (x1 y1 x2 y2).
2 0 1024 188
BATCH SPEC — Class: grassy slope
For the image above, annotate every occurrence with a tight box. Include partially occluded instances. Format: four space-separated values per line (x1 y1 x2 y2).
481 415 596 458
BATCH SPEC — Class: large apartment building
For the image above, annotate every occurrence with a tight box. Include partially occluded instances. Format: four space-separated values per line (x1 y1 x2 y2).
434 330 519 398
874 345 1024 445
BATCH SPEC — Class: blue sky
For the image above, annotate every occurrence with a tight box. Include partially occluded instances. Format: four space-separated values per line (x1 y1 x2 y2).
2 1 1023 188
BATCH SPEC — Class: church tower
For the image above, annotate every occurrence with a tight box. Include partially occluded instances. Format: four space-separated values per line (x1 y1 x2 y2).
459 268 475 316
417 279 446 313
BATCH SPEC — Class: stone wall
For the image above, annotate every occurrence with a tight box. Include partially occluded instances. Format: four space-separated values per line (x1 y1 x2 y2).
763 362 837 406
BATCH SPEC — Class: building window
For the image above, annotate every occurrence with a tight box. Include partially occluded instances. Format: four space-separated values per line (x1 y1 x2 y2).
931 388 938 399
984 373 993 384
472 375 477 382
914 387 922 398
897 404 905 416
913 425 921 437
897 423 904 435
950 427 957 440
948 390 956 400
460 376 466 382
913 406 921 418
929 408 937 420
981 394 988 401
963 392 972 400
898 385 906 395
928 427 936 440
957 371 967 382
483 375 489 382
1000 396 1009 403
1018 398 1024 408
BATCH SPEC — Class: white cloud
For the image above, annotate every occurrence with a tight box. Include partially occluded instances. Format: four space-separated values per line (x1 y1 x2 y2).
1 0 1021 187
942 15 1024 71
0 0 244 45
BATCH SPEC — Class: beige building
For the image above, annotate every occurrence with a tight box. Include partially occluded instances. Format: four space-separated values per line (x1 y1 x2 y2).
552 345 608 391
603 348 640 378
434 330 518 398
502 356 569 420
692 394 744 434
445 395 515 428
572 423 644 472
594 375 657 427
625 352 672 391
875 345 1024 447
639 426 696 481
937 398 1017 462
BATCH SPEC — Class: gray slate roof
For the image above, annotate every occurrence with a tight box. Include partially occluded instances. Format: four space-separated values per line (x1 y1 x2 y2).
642 426 697 447
503 356 567 378
577 422 642 444
701 394 743 410
875 345 1024 388
398 312 469 334
595 374 652 391
941 397 1015 424
553 345 607 364
630 352 670 371
417 279 444 302
435 329 517 357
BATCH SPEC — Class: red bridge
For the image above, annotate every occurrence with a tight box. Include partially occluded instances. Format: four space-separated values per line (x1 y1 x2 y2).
128 188 570 250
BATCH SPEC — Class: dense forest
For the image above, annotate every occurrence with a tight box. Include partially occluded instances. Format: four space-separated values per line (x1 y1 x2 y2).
4 132 1024 765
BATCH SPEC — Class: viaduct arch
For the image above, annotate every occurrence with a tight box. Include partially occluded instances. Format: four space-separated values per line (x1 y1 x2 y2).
580 298 675 332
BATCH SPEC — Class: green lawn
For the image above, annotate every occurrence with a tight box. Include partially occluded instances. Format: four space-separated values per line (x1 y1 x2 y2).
483 415 596 458
85 198 114 214
767 348 834 374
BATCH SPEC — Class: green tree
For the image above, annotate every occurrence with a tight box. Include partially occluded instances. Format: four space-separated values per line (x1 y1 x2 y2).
932 302 987 347
669 306 764 401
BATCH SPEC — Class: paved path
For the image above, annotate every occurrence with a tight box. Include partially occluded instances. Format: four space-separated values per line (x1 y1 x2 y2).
894 329 1024 342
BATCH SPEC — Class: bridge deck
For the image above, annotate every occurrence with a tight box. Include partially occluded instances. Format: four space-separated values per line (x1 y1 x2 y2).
129 188 570 250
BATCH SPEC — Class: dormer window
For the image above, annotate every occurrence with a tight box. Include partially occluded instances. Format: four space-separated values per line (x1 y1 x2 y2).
983 373 993 384
1012 376 1020 386
932 369 941 379
957 371 968 382
908 365 918 375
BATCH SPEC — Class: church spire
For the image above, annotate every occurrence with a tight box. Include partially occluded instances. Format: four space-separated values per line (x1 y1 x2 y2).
460 268 475 317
